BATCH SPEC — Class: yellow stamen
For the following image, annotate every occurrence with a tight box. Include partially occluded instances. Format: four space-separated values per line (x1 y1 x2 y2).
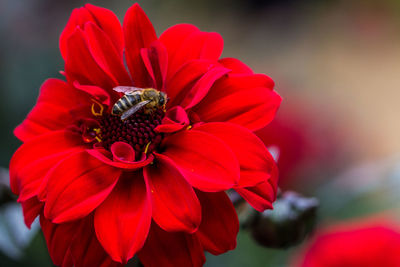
144 142 152 154
95 136 102 143
91 99 104 117
186 125 192 130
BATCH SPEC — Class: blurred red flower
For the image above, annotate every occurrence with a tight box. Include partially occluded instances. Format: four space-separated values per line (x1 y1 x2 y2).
293 218 400 267
256 107 308 189
9 3 281 267
256 102 349 190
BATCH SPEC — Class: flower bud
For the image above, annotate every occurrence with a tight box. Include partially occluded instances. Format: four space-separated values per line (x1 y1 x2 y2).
250 191 319 248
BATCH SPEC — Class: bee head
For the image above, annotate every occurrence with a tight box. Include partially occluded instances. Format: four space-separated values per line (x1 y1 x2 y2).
159 92 167 106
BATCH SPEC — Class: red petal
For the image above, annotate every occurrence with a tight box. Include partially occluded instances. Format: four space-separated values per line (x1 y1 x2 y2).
166 30 224 78
40 215 79 266
179 67 230 110
84 4 124 56
195 191 239 255
41 214 120 267
140 41 168 90
70 215 121 267
144 153 201 233
155 106 189 133
60 4 123 60
15 103 80 142
18 149 83 202
219 57 253 74
194 122 276 187
62 251 73 267
159 24 199 77
73 81 112 106
94 172 151 263
35 79 89 105
21 197 43 228
83 22 132 86
10 130 86 195
138 223 205 267
235 163 279 212
44 151 121 223
65 28 115 89
14 79 91 142
87 148 154 170
160 129 239 192
124 3 157 87
160 23 199 51
110 142 136 162
166 59 217 107
194 74 281 131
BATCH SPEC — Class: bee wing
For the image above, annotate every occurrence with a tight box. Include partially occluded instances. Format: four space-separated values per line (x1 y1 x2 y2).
113 86 144 94
120 100 151 121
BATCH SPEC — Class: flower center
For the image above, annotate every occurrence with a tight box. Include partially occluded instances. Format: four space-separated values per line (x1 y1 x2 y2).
98 109 164 159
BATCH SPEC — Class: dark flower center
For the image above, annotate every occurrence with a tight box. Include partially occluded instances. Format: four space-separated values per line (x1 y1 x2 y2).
98 109 164 159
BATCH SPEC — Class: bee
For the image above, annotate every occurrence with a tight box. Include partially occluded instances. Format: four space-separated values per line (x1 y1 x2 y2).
111 86 167 120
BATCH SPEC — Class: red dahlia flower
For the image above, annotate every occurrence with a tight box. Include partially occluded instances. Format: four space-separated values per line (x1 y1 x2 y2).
10 3 281 267
292 218 400 267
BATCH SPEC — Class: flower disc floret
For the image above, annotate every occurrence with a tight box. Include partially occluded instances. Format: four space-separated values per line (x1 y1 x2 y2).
99 109 164 158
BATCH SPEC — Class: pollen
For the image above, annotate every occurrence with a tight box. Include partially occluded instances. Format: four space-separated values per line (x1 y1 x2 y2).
98 109 164 159
144 141 152 154
91 99 104 117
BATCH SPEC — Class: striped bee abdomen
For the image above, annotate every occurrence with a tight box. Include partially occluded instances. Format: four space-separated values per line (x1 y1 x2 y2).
112 93 142 115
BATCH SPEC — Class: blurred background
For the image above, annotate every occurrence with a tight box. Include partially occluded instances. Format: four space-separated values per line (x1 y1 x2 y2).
1 0 400 266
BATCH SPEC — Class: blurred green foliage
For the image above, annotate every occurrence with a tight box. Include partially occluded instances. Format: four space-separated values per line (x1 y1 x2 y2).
0 234 53 267
206 231 295 267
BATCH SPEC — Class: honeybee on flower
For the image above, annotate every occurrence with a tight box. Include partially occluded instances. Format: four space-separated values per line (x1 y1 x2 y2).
111 86 167 120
